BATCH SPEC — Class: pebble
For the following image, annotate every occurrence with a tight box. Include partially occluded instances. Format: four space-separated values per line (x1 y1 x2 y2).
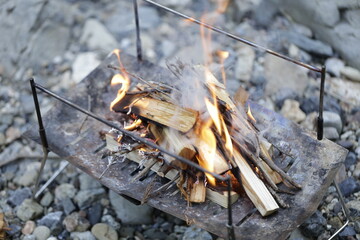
62 211 90 232
109 190 153 225
5 126 21 144
33 226 51 240
70 231 96 240
235 46 255 82
54 183 76 201
101 215 121 231
74 188 105 209
91 223 118 240
16 199 44 221
87 203 102 225
323 111 342 134
339 177 360 197
339 226 356 237
301 112 317 131
119 226 135 238
37 211 63 235
325 58 345 77
61 197 76 215
299 211 327 238
345 152 357 170
40 191 54 207
22 220 36 235
280 99 306 123
324 127 340 140
353 162 360 179
7 187 32 206
23 235 36 240
182 225 213 240
13 168 38 187
274 88 298 109
341 66 360 82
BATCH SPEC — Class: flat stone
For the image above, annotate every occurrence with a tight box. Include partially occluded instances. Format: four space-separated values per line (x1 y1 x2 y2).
280 99 306 123
55 183 77 201
182 225 212 240
109 190 153 224
341 66 360 82
40 191 53 207
235 46 255 82
7 187 32 206
323 111 342 134
72 52 100 84
80 18 117 52
61 197 76 215
325 58 345 77
91 223 118 240
70 231 96 240
22 220 36 235
16 199 43 221
324 127 339 140
37 211 63 235
74 188 105 209
33 226 51 240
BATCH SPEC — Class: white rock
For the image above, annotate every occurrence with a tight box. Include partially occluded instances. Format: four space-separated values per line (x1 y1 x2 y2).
91 223 118 240
301 112 317 132
235 46 255 82
80 19 117 52
341 66 360 82
54 183 77 201
72 52 100 83
280 99 306 123
33 226 50 240
71 231 96 240
325 58 345 77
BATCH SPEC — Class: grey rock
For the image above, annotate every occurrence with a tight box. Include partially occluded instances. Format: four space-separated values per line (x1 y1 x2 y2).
87 203 102 225
7 187 32 206
324 127 339 140
61 197 76 215
323 111 342 134
281 31 333 56
63 212 90 233
253 0 278 27
7 224 22 238
139 6 160 29
182 225 212 240
143 228 168 240
109 190 153 224
72 52 100 84
20 94 36 115
74 188 105 209
156 0 191 8
341 66 360 82
119 226 134 238
339 177 360 197
5 126 21 144
325 58 345 77
300 95 341 115
79 173 102 190
274 88 298 109
16 199 43 221
288 228 310 240
345 152 357 170
33 226 51 240
40 191 53 207
80 18 117 52
101 215 121 231
299 211 327 238
353 162 360 179
345 9 360 26
280 99 306 123
23 235 36 240
91 223 118 240
235 46 255 81
55 183 77 201
71 231 96 240
13 167 38 187
37 211 63 235
339 226 356 237
234 0 262 20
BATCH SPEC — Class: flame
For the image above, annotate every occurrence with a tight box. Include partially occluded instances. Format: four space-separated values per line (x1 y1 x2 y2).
217 50 229 85
110 49 131 111
247 105 256 123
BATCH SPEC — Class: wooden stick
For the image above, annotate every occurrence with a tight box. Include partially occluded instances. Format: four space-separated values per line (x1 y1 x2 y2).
112 94 198 133
233 150 279 216
188 172 206 203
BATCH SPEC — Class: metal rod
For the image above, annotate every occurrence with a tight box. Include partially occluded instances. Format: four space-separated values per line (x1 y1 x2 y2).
227 178 236 240
317 66 326 140
30 78 50 199
328 180 352 240
32 82 229 182
142 0 321 73
133 0 143 61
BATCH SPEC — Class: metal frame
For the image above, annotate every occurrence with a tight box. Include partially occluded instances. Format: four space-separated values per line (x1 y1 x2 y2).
28 1 353 239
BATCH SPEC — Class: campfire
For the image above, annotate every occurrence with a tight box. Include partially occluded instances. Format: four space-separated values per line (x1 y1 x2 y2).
103 49 302 216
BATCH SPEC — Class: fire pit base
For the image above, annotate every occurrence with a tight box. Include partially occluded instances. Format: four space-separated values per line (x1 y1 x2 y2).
25 52 347 239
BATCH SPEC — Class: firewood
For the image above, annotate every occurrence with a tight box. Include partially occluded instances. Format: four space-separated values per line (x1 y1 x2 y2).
188 172 206 203
112 94 198 133
233 150 279 216
206 189 239 207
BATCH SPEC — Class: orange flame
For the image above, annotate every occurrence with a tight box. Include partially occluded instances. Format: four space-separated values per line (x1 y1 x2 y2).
247 105 256 123
217 50 229 85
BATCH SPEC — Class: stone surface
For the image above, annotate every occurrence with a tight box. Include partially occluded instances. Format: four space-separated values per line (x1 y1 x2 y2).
235 46 255 81
74 188 106 209
324 127 340 140
326 77 360 106
101 215 121 231
91 223 118 240
182 225 213 240
22 220 36 235
80 18 117 52
341 66 360 82
70 231 96 240
280 99 306 123
33 226 51 240
37 211 63 235
109 190 153 225
87 203 102 225
61 197 76 215
344 152 357 170
7 187 32 206
325 58 345 77
323 111 342 134
339 177 360 197
79 173 102 190
55 183 77 201
72 52 101 84
62 211 91 233
299 211 327 238
40 191 54 207
16 199 44 221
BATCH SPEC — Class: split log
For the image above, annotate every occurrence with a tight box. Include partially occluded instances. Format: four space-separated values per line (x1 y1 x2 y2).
112 93 198 133
188 172 206 203
206 189 239 207
233 150 279 216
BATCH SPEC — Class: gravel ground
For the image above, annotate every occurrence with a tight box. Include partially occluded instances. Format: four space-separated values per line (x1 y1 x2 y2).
1 0 360 239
